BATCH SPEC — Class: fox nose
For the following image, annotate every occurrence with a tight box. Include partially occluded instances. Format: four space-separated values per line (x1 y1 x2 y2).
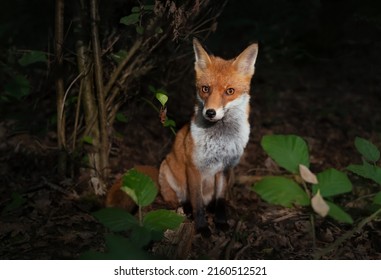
205 109 216 119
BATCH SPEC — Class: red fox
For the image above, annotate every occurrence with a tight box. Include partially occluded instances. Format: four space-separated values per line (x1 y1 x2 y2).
106 39 258 237
158 39 258 237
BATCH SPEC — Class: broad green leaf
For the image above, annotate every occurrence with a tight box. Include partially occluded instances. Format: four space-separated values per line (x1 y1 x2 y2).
354 137 380 162
130 225 153 248
136 25 144 34
164 118 176 128
312 168 352 197
18 51 47 66
326 201 353 224
373 192 381 205
311 190 329 217
93 207 138 232
120 13 140 26
121 168 158 207
261 135 309 173
5 75 30 99
81 234 152 260
82 135 93 145
111 50 128 64
115 112 128 123
143 209 184 231
347 162 381 185
156 92 168 107
131 6 140 13
253 176 310 207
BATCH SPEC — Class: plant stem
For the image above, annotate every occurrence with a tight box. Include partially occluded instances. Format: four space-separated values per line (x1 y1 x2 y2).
314 207 381 259
54 0 67 177
310 213 316 251
90 0 109 181
139 206 143 227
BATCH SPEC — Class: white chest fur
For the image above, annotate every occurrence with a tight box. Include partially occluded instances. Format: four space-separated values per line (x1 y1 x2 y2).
190 94 250 175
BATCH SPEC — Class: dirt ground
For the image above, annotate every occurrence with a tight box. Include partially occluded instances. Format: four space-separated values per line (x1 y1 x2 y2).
1 40 381 259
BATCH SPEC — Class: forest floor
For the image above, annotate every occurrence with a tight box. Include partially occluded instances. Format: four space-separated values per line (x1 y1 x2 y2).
1 43 381 259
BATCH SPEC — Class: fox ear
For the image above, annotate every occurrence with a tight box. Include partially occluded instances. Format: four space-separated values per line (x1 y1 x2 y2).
193 38 211 71
233 43 258 76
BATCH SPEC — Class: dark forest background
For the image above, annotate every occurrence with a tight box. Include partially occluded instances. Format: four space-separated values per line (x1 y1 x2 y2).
1 0 381 259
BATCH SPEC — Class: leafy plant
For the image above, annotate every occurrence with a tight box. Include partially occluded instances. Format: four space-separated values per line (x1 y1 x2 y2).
253 135 353 224
347 137 381 204
81 168 184 259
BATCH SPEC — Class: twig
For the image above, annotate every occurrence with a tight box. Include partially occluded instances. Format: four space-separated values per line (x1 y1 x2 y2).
224 220 242 259
314 207 381 259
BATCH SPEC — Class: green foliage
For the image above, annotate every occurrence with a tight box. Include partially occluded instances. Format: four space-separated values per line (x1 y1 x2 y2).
326 201 353 224
253 134 353 224
347 138 381 185
253 176 310 207
121 168 158 207
81 169 184 259
354 137 380 162
18 51 47 66
120 5 156 35
155 92 168 107
373 192 381 206
261 135 310 173
312 168 352 197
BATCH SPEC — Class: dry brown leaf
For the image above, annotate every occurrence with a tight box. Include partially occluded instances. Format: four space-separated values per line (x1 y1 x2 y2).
299 164 318 184
311 190 329 217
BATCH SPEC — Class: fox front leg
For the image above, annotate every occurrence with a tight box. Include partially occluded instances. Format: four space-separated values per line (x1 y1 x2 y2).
187 167 211 237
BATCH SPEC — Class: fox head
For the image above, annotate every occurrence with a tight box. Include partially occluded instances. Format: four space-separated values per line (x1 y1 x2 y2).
193 38 258 122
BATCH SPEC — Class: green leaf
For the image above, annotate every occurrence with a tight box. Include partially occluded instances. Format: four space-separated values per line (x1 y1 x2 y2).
121 168 158 207
326 201 353 224
136 25 144 34
120 13 140 26
80 234 152 260
131 6 140 13
156 92 168 107
18 51 47 66
155 27 163 34
164 118 176 128
5 75 30 99
130 225 153 248
93 207 138 232
373 192 381 205
111 50 128 64
143 209 184 232
354 137 380 162
312 168 352 197
252 176 310 207
347 162 381 185
115 112 128 123
143 5 155 11
81 135 93 145
261 135 309 173
148 85 156 93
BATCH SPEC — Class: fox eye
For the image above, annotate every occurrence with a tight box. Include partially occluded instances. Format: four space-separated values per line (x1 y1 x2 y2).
226 88 235 95
201 86 210 93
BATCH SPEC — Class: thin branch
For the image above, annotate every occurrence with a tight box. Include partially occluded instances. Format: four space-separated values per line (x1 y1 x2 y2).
90 0 109 179
54 0 66 177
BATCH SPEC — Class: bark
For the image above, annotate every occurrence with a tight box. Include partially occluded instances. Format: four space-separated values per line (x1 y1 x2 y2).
54 0 67 177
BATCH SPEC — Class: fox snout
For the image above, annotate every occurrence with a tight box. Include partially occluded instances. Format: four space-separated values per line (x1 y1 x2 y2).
202 106 224 122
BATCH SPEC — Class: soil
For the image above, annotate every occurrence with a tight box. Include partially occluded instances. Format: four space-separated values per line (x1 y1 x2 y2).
1 41 381 260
